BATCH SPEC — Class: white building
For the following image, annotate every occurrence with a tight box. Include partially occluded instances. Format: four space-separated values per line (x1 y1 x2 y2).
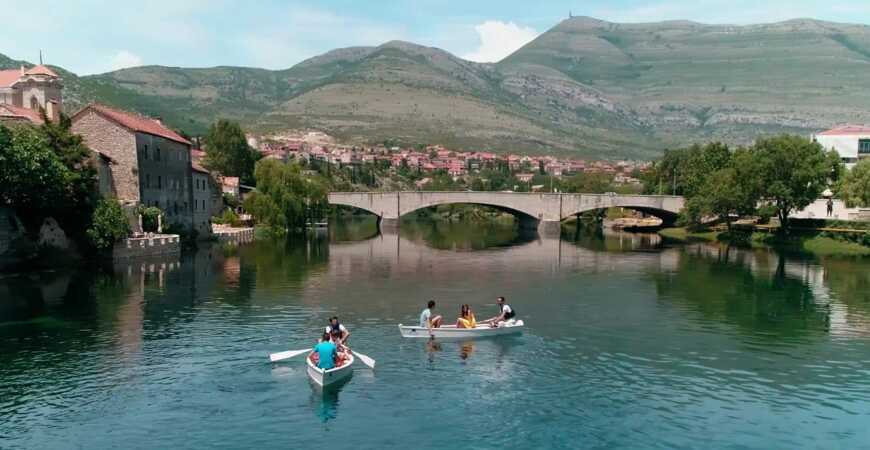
812 125 870 169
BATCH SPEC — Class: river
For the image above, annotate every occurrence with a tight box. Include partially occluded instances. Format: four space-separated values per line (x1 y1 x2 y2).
2 219 870 449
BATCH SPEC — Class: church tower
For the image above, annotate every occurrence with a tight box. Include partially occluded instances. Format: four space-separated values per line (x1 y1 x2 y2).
18 63 63 121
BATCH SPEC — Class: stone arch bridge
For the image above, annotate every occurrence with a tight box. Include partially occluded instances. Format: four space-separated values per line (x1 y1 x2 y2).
329 192 685 234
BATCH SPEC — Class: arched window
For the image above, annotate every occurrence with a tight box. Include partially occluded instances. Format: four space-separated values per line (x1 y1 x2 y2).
29 96 39 110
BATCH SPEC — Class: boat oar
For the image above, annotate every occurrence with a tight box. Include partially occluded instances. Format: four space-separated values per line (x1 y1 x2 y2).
269 349 309 362
351 350 376 369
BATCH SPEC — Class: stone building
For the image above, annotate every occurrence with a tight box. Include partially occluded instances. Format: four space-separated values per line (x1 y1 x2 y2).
0 64 63 124
71 103 213 236
191 161 219 237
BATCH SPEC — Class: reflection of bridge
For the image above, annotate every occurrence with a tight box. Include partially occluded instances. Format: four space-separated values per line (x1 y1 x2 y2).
328 192 685 234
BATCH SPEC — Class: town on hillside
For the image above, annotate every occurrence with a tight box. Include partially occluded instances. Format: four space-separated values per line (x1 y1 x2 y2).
2 61 869 257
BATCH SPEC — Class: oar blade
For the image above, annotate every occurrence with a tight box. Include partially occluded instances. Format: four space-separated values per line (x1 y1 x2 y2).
352 350 376 369
269 349 309 362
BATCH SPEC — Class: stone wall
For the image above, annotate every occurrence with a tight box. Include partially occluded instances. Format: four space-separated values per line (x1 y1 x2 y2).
112 234 181 259
71 110 140 203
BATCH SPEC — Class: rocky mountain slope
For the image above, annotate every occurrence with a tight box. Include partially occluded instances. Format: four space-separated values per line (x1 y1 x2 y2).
4 17 870 159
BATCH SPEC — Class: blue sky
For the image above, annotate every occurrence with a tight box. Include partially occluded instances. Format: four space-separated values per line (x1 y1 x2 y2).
2 0 870 75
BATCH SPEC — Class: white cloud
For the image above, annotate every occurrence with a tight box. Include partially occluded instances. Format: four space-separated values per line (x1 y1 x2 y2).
109 50 143 71
463 21 539 63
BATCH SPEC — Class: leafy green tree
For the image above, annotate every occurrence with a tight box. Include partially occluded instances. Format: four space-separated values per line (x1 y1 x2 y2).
0 117 99 245
0 125 70 218
87 198 131 250
562 172 615 193
645 142 731 196
751 135 841 231
470 177 485 191
204 120 259 185
686 157 758 231
839 159 870 207
243 160 327 230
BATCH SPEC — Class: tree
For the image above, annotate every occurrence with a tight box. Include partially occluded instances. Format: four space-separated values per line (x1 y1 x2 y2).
751 135 841 232
243 160 327 230
0 116 99 246
644 142 731 196
562 172 614 193
686 150 759 231
87 198 131 250
839 159 870 207
203 120 259 185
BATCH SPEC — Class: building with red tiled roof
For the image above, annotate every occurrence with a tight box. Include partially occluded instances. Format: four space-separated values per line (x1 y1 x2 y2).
0 103 44 124
71 103 214 237
813 125 870 169
73 103 191 145
0 64 63 124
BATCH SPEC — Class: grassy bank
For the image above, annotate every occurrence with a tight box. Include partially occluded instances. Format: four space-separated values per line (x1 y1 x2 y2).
658 227 870 257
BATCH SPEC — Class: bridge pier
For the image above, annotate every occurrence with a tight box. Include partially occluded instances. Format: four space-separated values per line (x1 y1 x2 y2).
537 220 562 238
378 217 400 232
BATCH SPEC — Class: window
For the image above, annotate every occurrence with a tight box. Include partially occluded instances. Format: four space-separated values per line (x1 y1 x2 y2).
157 176 162 189
146 174 151 189
156 147 161 161
859 139 870 154
143 144 149 160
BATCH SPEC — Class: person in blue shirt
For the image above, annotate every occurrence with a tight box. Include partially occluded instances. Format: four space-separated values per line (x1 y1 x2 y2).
313 332 338 370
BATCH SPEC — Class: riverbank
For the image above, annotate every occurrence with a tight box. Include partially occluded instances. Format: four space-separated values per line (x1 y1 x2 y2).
659 227 870 257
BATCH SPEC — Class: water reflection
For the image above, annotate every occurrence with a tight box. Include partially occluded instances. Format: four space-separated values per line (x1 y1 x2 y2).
3 220 870 449
310 375 353 423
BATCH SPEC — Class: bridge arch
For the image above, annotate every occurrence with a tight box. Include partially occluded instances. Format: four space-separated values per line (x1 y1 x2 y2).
559 194 682 226
328 192 684 233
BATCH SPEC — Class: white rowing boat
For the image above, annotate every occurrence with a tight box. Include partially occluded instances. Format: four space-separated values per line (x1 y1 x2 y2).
398 320 524 339
306 351 354 387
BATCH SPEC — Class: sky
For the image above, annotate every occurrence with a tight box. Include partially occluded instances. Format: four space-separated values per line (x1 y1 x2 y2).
2 0 870 75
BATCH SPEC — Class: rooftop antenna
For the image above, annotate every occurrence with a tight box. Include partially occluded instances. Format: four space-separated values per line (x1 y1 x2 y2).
39 50 43 65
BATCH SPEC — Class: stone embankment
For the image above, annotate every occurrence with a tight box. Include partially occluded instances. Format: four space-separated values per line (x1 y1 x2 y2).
213 225 255 243
112 234 181 259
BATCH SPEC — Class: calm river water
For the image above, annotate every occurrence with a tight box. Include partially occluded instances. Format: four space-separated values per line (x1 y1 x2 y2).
2 220 870 449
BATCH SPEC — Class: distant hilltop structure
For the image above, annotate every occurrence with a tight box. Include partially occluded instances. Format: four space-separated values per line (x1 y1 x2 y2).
0 58 63 124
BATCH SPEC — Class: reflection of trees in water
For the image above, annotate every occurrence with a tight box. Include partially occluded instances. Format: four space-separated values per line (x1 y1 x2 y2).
562 222 663 253
654 248 829 339
399 218 535 251
329 216 379 242
819 258 870 328
234 234 331 294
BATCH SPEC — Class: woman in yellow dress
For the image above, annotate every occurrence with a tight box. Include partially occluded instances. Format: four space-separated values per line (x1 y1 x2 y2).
456 304 477 328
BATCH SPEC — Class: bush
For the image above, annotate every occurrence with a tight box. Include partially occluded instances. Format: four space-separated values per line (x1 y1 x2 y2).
87 198 131 250
137 206 162 232
212 208 242 227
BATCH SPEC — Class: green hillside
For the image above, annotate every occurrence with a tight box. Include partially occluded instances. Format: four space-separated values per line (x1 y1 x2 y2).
5 17 870 159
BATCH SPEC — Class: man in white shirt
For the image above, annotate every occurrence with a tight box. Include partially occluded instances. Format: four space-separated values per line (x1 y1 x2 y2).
325 316 350 347
483 296 516 327
420 300 443 334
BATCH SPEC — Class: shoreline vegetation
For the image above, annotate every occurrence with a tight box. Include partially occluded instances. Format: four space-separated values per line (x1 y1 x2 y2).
658 227 870 257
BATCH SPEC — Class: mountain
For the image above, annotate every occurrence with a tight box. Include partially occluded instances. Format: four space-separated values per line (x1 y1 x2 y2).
5 17 870 159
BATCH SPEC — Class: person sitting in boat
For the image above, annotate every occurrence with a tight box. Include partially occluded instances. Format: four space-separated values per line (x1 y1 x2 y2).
420 300 443 333
482 296 516 328
325 316 350 348
455 304 477 329
313 332 338 370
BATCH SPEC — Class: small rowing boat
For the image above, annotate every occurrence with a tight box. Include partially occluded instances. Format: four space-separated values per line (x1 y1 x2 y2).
306 350 354 387
398 320 524 339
